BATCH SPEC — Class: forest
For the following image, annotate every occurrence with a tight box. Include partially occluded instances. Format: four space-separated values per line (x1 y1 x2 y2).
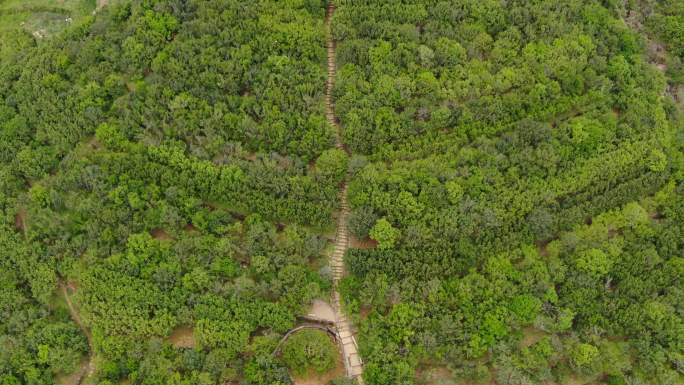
0 0 682 385
334 0 684 384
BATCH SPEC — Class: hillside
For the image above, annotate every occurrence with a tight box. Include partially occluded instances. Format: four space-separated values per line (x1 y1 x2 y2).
0 1 682 385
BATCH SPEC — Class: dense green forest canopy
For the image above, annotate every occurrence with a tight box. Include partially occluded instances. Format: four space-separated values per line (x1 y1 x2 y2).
1 0 339 384
0 0 682 384
334 0 684 384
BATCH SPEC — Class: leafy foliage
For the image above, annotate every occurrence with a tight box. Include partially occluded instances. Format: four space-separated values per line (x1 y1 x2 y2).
0 0 335 383
282 330 337 376
335 0 684 384
0 0 683 384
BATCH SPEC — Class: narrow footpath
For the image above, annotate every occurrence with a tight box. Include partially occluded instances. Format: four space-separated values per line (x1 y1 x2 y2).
325 2 364 382
15 219 94 384
61 283 95 385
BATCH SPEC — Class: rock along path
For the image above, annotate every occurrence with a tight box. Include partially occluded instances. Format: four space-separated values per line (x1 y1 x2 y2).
325 2 364 382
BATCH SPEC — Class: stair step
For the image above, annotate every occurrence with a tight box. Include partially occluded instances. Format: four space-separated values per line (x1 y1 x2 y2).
326 2 363 378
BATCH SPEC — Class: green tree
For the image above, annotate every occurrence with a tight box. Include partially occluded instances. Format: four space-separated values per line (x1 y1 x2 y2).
282 330 337 376
316 148 349 183
369 218 400 249
575 249 612 277
571 343 599 367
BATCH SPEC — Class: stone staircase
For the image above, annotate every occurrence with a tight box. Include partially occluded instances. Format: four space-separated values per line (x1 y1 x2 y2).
330 186 364 379
325 2 364 382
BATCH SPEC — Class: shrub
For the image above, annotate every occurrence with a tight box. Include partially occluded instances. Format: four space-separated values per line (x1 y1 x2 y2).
282 330 337 376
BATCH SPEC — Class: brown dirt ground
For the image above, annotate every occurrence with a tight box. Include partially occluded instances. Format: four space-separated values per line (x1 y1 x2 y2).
14 209 26 232
536 240 550 257
350 237 378 249
415 366 454 385
560 375 593 385
359 306 372 320
151 228 173 240
168 326 196 349
520 326 547 348
306 299 336 323
55 358 90 385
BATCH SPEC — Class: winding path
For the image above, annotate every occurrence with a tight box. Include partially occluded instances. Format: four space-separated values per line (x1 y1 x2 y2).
60 283 95 385
14 220 94 384
325 2 364 382
273 324 340 355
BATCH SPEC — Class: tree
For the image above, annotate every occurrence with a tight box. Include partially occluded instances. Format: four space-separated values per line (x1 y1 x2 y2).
316 148 349 183
282 330 337 376
571 343 599 368
369 218 400 250
348 207 379 239
575 249 612 278
509 295 542 325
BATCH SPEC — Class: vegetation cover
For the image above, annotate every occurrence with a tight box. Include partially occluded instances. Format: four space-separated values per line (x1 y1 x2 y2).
0 0 682 384
0 0 99 59
0 0 339 384
281 329 337 377
333 0 684 384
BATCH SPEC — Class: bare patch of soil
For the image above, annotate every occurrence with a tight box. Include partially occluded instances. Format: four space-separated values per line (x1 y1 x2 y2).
647 40 668 68
14 209 26 233
520 327 547 348
306 299 337 323
416 366 454 385
536 240 550 257
559 375 593 385
88 136 101 149
350 236 378 249
151 228 172 240
55 358 90 385
168 326 196 349
359 306 372 320
231 211 246 221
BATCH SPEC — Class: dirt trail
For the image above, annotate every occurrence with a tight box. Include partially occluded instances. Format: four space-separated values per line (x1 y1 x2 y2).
168 326 196 349
307 299 337 324
14 209 26 233
623 8 680 103
60 283 96 385
325 2 364 382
